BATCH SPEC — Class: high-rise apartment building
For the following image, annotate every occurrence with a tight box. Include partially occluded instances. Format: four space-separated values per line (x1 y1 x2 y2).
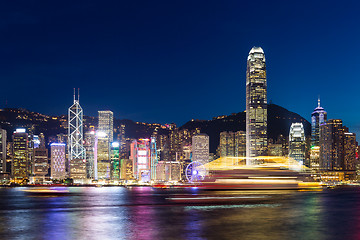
246 47 267 164
0 129 7 173
288 123 306 165
12 129 29 183
50 143 66 180
311 98 327 147
192 134 209 165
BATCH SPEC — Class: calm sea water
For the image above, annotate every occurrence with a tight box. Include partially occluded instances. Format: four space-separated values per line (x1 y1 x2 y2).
0 186 358 240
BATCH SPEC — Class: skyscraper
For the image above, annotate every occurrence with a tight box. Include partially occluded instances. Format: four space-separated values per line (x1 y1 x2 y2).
320 119 344 171
12 129 29 183
0 129 7 173
311 98 327 147
192 134 209 165
68 89 86 161
98 110 114 142
68 89 86 180
246 47 267 164
288 123 306 165
50 143 66 180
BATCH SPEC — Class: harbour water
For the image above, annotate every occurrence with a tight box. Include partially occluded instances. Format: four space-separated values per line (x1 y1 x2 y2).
0 186 358 240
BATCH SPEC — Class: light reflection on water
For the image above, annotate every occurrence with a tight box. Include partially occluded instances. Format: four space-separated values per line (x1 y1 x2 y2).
0 187 358 239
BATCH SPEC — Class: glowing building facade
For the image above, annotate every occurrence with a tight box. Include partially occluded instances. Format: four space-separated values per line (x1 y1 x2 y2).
320 119 345 171
246 47 267 163
68 89 86 179
344 132 357 170
110 142 120 180
96 131 111 180
311 98 327 147
98 110 114 142
288 123 306 165
12 129 29 183
130 139 151 181
192 134 209 165
50 143 66 180
219 131 246 158
0 129 6 173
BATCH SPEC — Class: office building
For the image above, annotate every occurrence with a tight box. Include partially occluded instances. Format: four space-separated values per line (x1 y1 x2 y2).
192 134 209 165
311 98 327 147
0 129 6 173
246 47 267 163
12 129 29 183
50 143 66 180
98 110 114 142
68 89 86 179
288 123 306 164
320 119 345 171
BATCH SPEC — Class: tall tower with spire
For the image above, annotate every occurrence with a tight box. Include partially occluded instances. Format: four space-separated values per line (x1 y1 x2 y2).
68 89 86 163
246 47 267 164
311 97 327 147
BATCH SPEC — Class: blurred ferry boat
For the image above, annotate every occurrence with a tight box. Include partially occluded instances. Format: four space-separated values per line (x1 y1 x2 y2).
172 156 321 190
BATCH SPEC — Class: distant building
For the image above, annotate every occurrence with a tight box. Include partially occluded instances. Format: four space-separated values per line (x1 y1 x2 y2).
155 161 181 182
68 89 86 179
96 131 111 180
51 143 66 180
219 131 246 158
12 129 29 183
320 119 345 171
32 148 48 183
0 129 6 173
310 146 320 173
288 123 306 164
98 110 114 142
192 134 209 165
84 130 96 179
344 132 357 170
246 47 267 163
110 142 120 181
311 98 327 147
130 139 151 181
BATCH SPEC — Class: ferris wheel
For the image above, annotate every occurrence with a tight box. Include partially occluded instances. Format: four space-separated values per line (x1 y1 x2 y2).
185 161 206 183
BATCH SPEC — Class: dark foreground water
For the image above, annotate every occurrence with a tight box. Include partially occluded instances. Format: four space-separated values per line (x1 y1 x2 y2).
0 186 359 240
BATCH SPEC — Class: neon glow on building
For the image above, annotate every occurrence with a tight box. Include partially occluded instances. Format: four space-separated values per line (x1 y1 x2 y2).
131 139 151 181
150 137 158 180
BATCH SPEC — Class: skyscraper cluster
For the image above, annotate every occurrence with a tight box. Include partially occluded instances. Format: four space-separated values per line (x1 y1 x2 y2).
0 47 358 185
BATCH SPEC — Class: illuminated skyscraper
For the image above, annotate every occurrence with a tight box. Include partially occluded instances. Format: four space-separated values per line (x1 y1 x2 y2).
311 98 327 147
68 89 86 180
95 131 111 180
130 139 151 181
68 89 86 162
12 129 29 183
192 134 209 165
50 143 66 180
98 111 114 142
344 132 357 170
320 119 344 171
0 129 6 173
288 123 306 165
246 47 267 164
110 142 120 181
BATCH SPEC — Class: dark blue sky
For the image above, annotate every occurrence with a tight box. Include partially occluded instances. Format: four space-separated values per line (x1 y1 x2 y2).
1 1 360 135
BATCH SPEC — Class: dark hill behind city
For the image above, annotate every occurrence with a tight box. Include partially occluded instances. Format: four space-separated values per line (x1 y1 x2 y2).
0 104 311 153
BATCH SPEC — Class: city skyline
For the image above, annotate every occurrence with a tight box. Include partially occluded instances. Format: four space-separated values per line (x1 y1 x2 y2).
0 1 359 136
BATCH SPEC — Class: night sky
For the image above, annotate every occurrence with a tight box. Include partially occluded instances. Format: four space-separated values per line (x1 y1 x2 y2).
1 1 360 136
